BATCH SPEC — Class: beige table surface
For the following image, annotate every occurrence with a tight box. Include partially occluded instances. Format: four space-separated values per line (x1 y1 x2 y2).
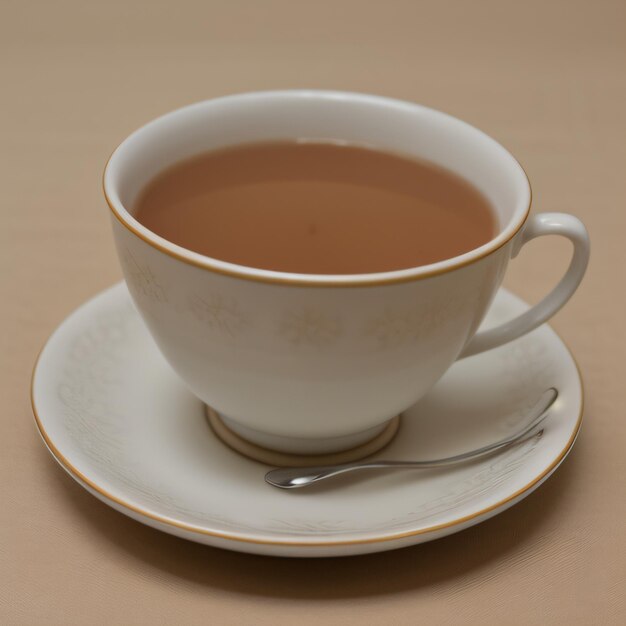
2 1 625 623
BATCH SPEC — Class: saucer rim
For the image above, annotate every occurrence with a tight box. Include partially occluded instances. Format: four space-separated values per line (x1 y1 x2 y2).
30 284 583 548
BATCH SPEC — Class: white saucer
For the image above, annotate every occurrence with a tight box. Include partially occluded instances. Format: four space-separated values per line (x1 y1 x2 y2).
31 283 583 558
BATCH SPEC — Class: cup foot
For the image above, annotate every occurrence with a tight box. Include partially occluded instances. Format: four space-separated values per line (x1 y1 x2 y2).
204 406 400 467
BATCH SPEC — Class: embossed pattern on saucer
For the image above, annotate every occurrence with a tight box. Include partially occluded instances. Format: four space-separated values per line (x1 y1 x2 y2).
31 283 583 557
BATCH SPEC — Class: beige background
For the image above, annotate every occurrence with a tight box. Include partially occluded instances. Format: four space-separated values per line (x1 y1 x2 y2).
1 0 624 623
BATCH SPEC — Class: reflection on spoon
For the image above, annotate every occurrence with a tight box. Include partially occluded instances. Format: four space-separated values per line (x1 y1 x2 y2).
265 388 558 490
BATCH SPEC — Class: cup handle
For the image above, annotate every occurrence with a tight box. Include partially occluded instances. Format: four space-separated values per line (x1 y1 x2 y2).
459 212 590 359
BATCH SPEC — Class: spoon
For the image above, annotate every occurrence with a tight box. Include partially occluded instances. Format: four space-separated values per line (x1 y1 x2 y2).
265 388 558 489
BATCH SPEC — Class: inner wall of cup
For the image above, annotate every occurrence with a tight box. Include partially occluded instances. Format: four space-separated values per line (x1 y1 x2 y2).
109 92 529 233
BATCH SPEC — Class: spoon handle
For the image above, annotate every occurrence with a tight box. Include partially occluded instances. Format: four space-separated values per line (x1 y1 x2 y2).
265 388 557 489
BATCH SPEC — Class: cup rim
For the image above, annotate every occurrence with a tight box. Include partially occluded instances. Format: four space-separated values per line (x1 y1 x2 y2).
103 90 532 287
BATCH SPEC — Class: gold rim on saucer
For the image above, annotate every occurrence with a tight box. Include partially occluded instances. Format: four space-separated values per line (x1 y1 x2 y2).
30 284 584 549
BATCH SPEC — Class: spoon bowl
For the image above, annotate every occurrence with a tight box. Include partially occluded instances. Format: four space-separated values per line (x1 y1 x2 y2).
265 388 558 489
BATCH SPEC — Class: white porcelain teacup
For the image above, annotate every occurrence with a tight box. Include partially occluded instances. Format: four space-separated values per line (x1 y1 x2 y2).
104 91 589 457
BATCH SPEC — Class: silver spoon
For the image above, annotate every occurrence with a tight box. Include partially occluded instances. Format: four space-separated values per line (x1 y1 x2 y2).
265 388 558 489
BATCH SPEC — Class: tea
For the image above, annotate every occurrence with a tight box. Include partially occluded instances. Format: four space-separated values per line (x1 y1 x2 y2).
134 142 496 274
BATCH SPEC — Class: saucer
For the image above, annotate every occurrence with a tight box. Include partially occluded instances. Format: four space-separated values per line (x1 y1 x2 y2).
31 283 583 558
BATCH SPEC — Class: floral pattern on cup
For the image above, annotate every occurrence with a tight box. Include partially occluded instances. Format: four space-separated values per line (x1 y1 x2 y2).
188 293 249 338
120 249 168 304
364 307 446 349
365 292 479 350
279 308 342 347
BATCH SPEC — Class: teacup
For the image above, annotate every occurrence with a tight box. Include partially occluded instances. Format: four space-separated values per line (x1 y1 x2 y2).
103 91 589 457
